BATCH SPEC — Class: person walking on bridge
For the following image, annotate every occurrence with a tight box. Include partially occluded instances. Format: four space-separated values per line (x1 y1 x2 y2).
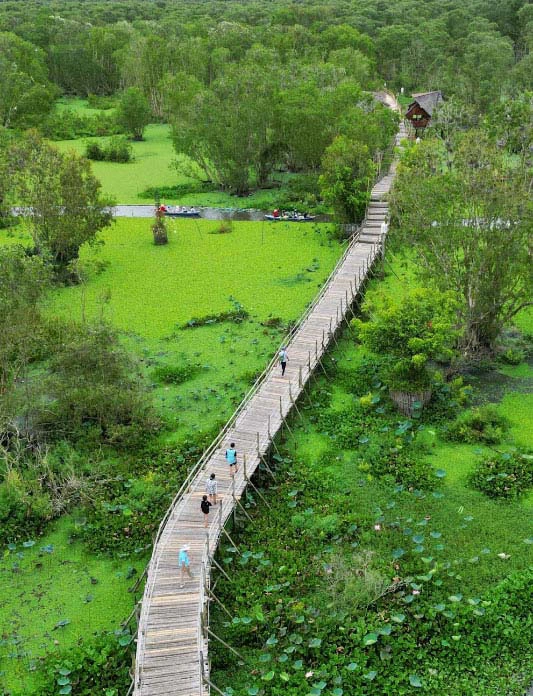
279 346 289 376
178 545 193 588
225 442 238 477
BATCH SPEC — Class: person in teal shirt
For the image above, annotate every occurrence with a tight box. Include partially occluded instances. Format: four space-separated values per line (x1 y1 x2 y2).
225 442 237 476
178 545 193 587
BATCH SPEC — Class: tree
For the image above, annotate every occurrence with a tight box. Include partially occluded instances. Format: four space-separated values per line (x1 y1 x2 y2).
11 133 114 275
116 87 152 141
391 133 533 357
43 322 157 444
319 136 375 223
455 31 515 112
168 64 276 193
0 32 56 128
0 245 50 396
354 288 457 393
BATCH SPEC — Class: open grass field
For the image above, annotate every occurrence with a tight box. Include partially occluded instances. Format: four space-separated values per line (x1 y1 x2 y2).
0 218 342 692
53 123 185 204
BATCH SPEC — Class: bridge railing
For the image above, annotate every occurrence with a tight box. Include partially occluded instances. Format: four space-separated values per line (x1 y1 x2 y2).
132 223 382 694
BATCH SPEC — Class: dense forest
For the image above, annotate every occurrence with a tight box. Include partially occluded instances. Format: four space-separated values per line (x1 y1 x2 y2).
0 0 532 694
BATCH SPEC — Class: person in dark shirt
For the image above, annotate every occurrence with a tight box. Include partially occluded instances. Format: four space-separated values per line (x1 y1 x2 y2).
201 495 212 528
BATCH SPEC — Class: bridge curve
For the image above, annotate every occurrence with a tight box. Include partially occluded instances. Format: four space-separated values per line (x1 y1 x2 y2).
133 113 406 696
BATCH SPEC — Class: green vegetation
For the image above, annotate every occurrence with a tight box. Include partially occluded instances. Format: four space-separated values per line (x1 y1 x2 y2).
54 124 186 203
0 0 532 693
209 260 533 696
0 518 144 695
0 216 340 692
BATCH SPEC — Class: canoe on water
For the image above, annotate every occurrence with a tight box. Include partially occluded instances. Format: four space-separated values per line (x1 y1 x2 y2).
264 214 316 222
164 209 200 217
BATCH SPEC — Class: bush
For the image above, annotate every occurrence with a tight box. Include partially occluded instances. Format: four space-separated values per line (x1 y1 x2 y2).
86 94 116 110
498 347 525 365
41 109 122 140
444 405 508 444
77 478 172 555
38 322 159 447
353 288 458 395
85 136 132 163
152 363 199 385
470 449 533 499
85 141 105 161
39 630 131 695
364 444 436 490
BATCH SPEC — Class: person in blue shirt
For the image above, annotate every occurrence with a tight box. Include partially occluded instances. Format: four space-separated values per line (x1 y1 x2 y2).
178 545 193 587
225 442 237 476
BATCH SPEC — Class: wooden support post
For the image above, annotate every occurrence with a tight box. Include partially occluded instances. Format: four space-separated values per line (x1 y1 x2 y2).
289 381 302 419
246 476 272 508
211 555 233 583
205 584 233 619
231 477 237 527
267 415 271 439
243 452 247 480
298 365 303 388
235 496 253 522
315 339 318 360
259 452 277 479
207 627 245 661
221 526 240 554
206 529 210 557
128 565 147 594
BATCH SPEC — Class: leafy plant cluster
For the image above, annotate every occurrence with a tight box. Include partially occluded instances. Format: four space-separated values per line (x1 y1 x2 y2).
85 136 133 163
444 405 508 445
38 630 132 695
181 298 250 328
41 107 123 140
211 442 533 695
353 288 458 395
72 436 212 556
151 361 201 385
470 450 533 499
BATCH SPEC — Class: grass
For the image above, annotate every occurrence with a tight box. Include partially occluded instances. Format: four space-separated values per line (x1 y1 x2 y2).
0 518 145 695
53 124 185 204
54 96 112 117
50 217 339 436
0 217 343 692
207 251 532 695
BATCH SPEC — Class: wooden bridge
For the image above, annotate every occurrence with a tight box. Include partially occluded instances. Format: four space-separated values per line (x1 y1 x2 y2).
132 118 407 696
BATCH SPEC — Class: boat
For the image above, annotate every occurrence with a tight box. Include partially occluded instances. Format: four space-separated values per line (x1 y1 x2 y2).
164 207 200 218
264 214 316 222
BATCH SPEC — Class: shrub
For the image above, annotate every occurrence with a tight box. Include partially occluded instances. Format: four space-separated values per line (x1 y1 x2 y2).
498 347 525 365
77 479 171 555
444 405 508 444
39 630 131 695
209 221 233 234
85 136 132 163
365 445 435 490
152 363 199 385
353 288 458 394
41 109 122 140
38 322 159 447
85 141 105 161
86 94 116 110
470 449 533 499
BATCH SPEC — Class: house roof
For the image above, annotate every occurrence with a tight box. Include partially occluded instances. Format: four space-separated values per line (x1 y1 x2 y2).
410 91 443 116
